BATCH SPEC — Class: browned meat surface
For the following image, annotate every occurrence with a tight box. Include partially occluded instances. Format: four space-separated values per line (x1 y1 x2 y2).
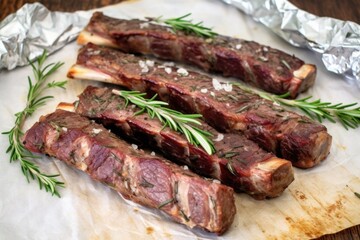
68 44 332 169
77 12 316 98
58 86 294 199
22 110 236 235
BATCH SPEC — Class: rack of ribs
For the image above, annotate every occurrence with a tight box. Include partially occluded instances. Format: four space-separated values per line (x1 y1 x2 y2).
57 86 294 199
22 109 236 235
67 44 332 168
77 12 316 98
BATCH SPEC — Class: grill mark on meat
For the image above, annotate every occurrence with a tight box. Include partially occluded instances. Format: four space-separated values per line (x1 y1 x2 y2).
22 110 236 235
68 44 332 168
78 12 316 98
59 86 294 199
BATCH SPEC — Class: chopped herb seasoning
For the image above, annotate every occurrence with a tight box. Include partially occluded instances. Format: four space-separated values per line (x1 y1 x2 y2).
281 59 291 70
174 181 179 195
258 56 268 62
93 95 106 104
226 162 237 176
158 198 175 209
190 85 197 92
224 152 240 158
298 119 312 124
110 152 121 162
228 95 238 101
236 105 250 113
180 210 190 222
139 177 154 188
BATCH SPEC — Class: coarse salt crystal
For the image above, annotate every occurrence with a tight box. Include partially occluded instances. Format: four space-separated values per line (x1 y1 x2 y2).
212 78 233 92
131 144 138 150
177 68 189 76
223 83 233 92
183 165 189 170
263 47 269 52
210 92 215 97
87 49 101 55
213 134 224 142
212 78 223 91
273 102 281 106
235 44 242 50
150 151 156 156
62 127 68 132
164 67 172 74
146 60 154 67
139 60 149 73
92 128 102 135
200 88 208 93
139 22 149 29
212 179 221 184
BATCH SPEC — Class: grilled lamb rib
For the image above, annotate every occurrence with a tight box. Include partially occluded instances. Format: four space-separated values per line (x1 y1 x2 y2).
77 12 316 98
68 44 332 168
57 86 294 199
22 110 236 235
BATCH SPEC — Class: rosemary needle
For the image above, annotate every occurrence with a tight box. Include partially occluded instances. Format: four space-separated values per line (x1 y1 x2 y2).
154 13 217 38
112 89 215 154
233 83 360 130
2 50 66 197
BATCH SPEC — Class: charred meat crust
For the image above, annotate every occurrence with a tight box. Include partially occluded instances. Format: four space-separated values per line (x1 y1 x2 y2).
68 44 332 168
22 110 236 235
78 12 316 98
60 86 294 199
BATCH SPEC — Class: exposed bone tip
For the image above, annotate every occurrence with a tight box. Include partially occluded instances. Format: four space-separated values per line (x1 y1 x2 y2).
57 102 75 112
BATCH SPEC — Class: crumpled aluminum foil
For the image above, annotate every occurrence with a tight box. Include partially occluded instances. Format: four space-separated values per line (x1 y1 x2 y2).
222 0 360 83
0 3 90 70
0 1 359 84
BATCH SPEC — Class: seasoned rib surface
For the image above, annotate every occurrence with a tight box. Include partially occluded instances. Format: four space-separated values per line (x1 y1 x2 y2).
77 12 316 98
58 86 294 199
68 44 332 169
22 110 236 235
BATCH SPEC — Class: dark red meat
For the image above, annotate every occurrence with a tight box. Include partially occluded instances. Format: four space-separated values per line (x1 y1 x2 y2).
61 86 294 199
22 110 236 235
77 12 316 98
68 44 332 168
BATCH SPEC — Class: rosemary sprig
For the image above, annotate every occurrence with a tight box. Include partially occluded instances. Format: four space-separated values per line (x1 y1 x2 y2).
154 13 217 38
112 89 215 154
2 50 66 197
233 83 360 130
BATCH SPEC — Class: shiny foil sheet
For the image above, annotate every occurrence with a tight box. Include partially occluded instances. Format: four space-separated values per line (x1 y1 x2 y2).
0 1 359 83
222 0 360 84
0 3 90 70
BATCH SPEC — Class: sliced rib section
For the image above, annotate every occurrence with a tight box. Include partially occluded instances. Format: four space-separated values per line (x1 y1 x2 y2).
22 110 236 235
58 86 294 199
68 44 332 168
77 12 316 98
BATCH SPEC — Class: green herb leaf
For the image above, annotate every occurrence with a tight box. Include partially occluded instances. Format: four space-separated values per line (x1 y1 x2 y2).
158 198 175 209
154 13 217 38
112 89 215 154
2 50 65 197
233 83 360 130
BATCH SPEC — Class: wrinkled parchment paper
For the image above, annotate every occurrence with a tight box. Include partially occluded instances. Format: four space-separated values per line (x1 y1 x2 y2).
0 0 359 239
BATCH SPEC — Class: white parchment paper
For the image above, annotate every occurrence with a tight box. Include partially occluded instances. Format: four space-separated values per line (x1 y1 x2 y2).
0 0 359 239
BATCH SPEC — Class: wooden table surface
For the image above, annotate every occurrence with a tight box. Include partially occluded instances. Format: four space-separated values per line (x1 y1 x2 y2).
0 1 359 239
